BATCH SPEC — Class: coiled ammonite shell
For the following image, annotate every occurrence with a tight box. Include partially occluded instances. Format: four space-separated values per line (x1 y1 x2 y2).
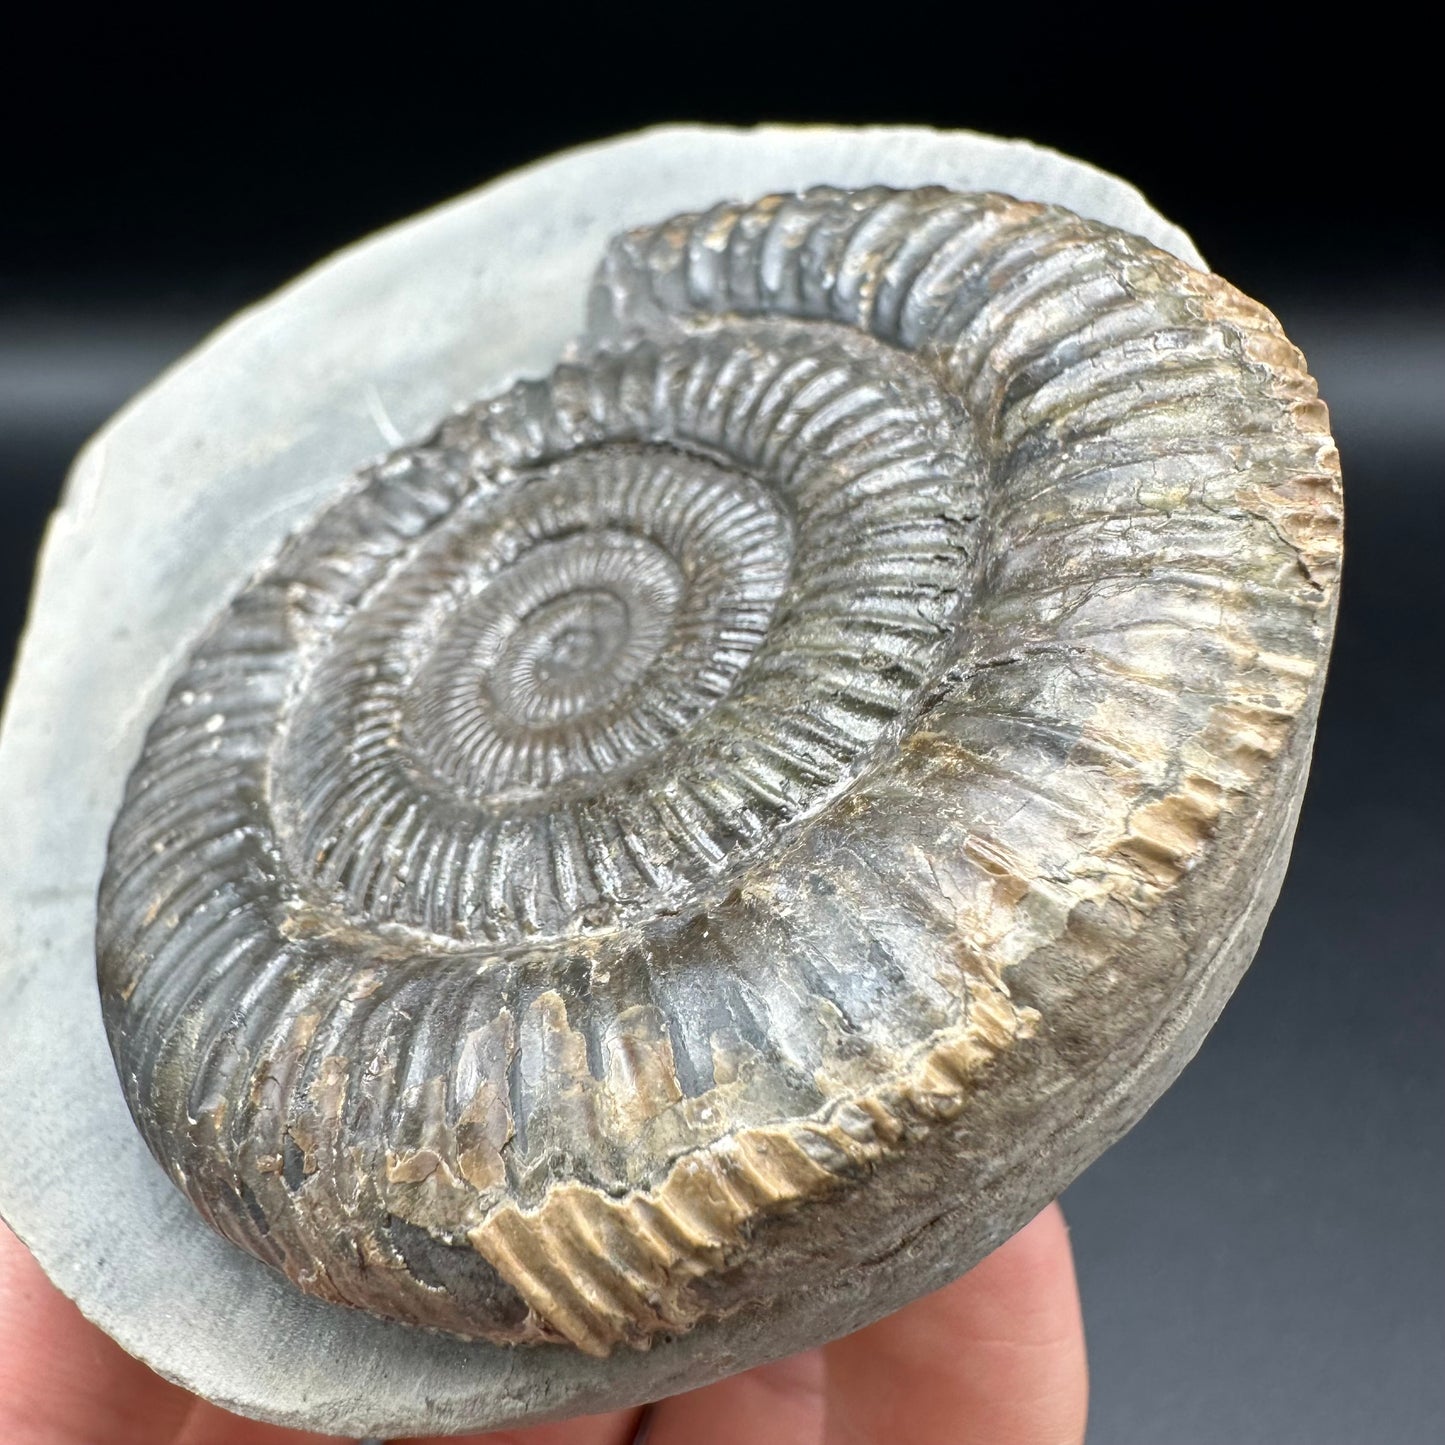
98 186 1341 1357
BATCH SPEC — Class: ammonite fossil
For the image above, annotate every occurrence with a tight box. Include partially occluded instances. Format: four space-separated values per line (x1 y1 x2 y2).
96 180 1343 1360
91 174 1340 1385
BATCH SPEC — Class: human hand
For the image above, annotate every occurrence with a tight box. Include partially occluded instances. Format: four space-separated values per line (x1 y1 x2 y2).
1 1204 1086 1444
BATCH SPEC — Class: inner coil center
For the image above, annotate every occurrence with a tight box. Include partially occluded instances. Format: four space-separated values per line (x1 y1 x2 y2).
226 327 981 947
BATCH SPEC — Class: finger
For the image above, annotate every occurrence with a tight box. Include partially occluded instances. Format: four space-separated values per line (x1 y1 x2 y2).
394 1403 645 1445
643 1346 825 1445
2 1217 360 1445
822 1202 1088 1445
0 1217 194 1445
172 1400 354 1445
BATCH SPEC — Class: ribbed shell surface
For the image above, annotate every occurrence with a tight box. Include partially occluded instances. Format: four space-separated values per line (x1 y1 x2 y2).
97 186 1341 1354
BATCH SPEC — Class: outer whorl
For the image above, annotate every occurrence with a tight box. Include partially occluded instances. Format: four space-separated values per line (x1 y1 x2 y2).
97 186 1341 1356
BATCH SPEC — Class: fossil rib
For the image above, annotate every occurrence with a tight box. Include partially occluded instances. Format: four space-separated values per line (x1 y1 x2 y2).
97 186 1341 1356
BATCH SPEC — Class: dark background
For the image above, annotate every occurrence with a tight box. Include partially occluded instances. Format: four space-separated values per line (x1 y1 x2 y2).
3 15 1440 1444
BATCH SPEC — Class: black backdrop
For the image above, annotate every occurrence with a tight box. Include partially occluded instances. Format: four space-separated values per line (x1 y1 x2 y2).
3 14 1440 1444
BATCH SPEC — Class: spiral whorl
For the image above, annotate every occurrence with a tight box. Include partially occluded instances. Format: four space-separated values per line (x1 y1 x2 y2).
258 325 978 946
98 186 1340 1355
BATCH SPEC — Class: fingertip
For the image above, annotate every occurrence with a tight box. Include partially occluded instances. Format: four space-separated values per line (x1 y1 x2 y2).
822 1202 1088 1445
0 1217 195 1444
962 1202 1085 1343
